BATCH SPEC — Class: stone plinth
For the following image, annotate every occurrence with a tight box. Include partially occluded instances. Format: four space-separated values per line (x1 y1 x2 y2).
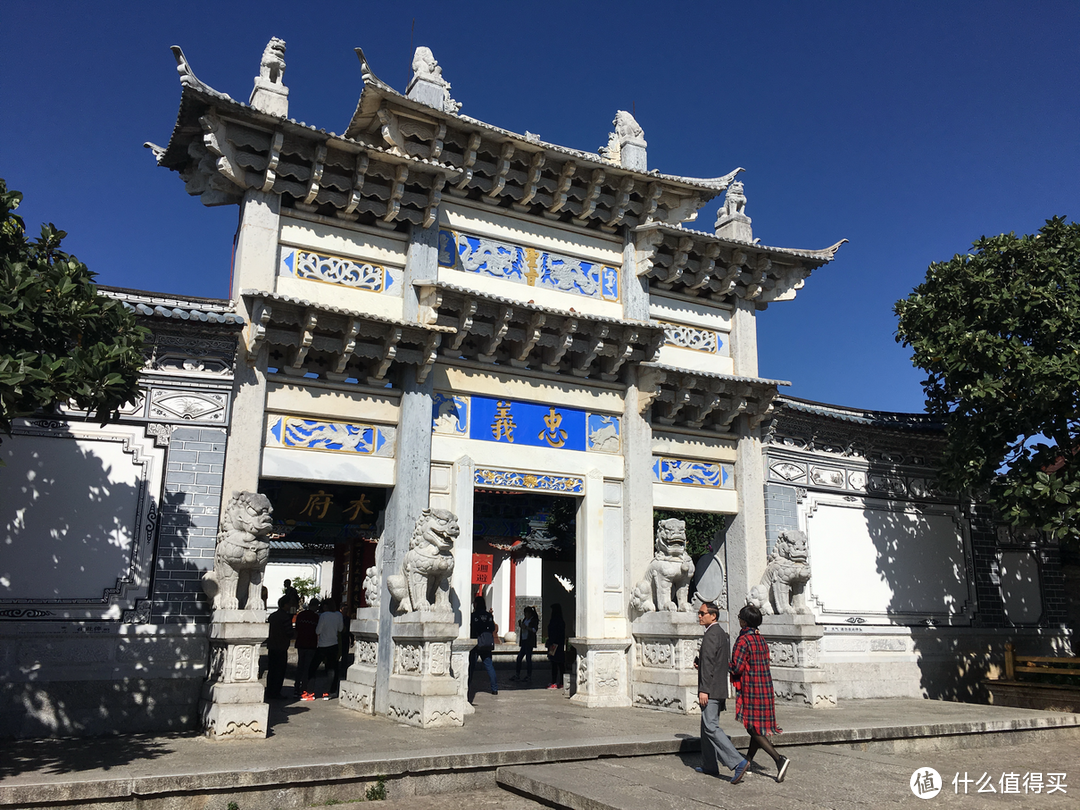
200 609 269 740
385 613 464 727
339 608 379 715
761 614 836 709
631 613 702 715
569 638 633 708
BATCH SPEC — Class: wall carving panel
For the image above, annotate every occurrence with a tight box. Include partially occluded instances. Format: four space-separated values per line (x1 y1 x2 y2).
280 247 398 294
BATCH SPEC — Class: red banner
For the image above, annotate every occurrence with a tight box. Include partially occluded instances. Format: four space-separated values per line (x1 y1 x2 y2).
472 553 494 585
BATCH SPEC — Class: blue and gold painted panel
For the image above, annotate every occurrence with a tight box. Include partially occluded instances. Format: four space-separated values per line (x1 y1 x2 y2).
432 393 620 453
438 229 619 302
653 456 733 489
432 393 469 436
280 248 398 295
267 416 395 457
475 468 584 494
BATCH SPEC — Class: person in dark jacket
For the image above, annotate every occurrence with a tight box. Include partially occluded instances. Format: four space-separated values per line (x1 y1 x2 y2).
264 596 293 700
696 601 749 783
732 603 790 782
546 603 566 690
293 598 320 699
470 596 499 695
511 605 539 682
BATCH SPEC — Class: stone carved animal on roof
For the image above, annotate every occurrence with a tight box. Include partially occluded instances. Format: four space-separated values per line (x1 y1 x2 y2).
387 509 459 615
747 529 811 615
630 518 695 614
411 46 446 85
614 110 646 146
259 38 286 85
202 491 273 611
721 181 748 219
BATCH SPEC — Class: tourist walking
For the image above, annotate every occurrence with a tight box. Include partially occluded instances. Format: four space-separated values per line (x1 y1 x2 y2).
546 603 566 690
314 596 344 697
470 596 499 695
731 603 790 782
696 601 749 783
294 598 320 699
510 605 539 682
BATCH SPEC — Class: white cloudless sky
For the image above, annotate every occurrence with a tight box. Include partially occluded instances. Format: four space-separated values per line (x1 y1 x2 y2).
2 1 1077 414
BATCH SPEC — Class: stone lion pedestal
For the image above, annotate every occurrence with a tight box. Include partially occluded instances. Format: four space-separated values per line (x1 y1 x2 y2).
631 612 701 714
385 612 464 728
200 609 270 740
570 638 633 708
339 608 380 715
761 614 836 709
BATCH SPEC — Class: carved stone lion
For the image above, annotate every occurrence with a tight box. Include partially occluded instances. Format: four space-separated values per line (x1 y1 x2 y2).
202 491 273 611
387 509 458 615
630 519 695 614
362 540 382 610
259 37 286 84
747 529 811 615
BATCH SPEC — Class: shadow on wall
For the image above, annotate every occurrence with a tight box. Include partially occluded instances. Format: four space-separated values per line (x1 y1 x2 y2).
860 475 1067 704
1 426 209 739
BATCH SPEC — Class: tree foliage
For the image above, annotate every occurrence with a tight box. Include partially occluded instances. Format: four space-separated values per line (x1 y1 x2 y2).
0 179 147 440
895 216 1080 542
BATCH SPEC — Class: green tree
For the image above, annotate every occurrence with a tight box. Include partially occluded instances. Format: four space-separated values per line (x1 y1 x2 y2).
895 216 1080 543
0 179 147 443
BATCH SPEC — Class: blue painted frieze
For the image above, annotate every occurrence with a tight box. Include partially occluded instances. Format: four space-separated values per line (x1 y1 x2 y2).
653 456 733 488
438 229 619 302
475 468 585 494
267 416 395 456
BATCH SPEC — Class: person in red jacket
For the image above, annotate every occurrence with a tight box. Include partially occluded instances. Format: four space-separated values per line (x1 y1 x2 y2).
293 598 320 699
731 603 790 783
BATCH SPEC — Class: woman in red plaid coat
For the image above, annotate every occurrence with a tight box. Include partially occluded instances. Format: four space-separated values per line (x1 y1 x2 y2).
730 603 791 782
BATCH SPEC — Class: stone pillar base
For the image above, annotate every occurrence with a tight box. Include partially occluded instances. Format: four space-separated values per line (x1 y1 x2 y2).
385 614 464 727
570 638 633 708
200 610 269 740
631 612 701 715
761 614 837 709
339 609 379 715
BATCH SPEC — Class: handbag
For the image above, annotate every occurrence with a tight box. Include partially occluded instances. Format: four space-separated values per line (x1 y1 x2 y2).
478 630 494 648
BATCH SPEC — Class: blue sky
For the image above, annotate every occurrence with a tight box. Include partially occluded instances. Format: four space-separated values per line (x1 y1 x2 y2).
2 2 1077 414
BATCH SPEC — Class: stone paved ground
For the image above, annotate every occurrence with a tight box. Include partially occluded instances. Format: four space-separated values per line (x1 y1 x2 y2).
405 736 1080 810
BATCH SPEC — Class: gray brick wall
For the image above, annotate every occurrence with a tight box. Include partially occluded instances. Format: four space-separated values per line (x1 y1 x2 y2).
763 481 799 557
151 427 227 624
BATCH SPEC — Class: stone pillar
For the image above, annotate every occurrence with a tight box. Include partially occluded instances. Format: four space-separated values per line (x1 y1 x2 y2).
762 614 836 708
725 425 767 638
374 222 437 716
200 609 270 739
450 455 476 629
339 608 379 714
725 297 766 636
221 188 280 498
385 615 464 727
569 639 633 708
570 471 632 707
631 612 701 714
623 370 655 625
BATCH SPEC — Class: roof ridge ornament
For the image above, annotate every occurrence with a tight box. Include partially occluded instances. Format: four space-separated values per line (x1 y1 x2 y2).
600 111 647 171
406 46 461 114
170 45 215 94
715 179 753 242
249 37 289 117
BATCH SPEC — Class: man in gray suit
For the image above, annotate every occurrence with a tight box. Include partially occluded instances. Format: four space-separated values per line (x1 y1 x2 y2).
697 601 750 783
